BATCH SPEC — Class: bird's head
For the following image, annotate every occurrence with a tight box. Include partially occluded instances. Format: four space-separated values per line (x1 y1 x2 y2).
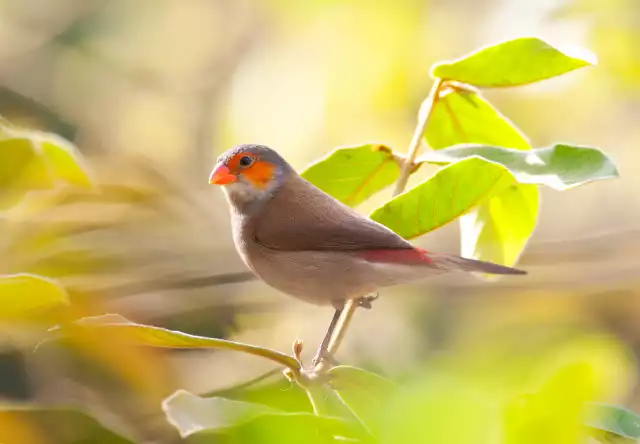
209 144 293 208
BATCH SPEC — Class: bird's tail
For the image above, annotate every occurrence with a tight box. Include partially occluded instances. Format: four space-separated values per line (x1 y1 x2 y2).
429 252 526 275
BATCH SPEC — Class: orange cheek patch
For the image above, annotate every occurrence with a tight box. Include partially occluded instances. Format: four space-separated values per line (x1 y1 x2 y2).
226 155 243 171
242 160 275 189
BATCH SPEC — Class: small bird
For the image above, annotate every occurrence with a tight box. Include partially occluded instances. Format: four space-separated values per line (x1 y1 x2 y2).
209 144 525 364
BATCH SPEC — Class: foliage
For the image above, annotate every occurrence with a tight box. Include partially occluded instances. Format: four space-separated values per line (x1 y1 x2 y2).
0 119 92 210
301 144 402 207
301 37 611 270
369 156 517 239
0 37 634 444
0 406 135 444
0 274 68 321
430 37 595 87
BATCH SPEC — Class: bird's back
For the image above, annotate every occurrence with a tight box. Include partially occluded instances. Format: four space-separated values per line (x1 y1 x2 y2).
251 174 413 252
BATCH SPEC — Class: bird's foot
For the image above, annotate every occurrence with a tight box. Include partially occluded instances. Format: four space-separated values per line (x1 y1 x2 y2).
357 292 379 310
311 349 340 368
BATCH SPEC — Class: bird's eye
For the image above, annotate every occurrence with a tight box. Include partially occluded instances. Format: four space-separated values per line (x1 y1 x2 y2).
238 156 254 167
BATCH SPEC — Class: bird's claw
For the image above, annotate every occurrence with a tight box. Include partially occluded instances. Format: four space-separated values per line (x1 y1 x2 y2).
357 292 379 310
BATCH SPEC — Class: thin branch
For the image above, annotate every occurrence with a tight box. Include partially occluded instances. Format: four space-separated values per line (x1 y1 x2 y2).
393 78 445 196
91 271 256 299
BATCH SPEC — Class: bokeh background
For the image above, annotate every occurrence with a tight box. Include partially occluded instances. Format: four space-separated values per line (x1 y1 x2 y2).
0 0 639 442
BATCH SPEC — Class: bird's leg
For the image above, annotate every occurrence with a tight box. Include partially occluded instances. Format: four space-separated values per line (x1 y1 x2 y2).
357 292 379 309
312 294 379 368
311 305 343 367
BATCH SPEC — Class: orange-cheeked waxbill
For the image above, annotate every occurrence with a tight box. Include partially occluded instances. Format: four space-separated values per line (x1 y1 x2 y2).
209 144 525 364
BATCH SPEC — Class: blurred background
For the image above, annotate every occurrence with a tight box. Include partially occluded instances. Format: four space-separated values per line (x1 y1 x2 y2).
0 0 639 442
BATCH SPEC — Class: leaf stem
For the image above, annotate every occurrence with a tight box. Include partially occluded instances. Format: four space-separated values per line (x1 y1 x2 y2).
393 78 445 196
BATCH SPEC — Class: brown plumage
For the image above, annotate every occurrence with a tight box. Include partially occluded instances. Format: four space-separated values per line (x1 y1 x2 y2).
210 144 525 309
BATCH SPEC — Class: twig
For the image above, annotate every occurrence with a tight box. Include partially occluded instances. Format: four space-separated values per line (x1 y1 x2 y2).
86 271 256 299
318 79 446 369
393 78 445 196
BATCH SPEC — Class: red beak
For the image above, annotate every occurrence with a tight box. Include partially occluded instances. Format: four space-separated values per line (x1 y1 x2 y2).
209 164 237 185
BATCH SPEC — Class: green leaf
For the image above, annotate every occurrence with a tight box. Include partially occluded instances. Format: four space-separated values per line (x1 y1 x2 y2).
422 142 617 267
504 363 597 444
425 87 529 150
0 405 134 444
370 157 514 239
219 414 363 444
163 390 277 438
163 390 359 444
381 373 498 444
40 136 93 188
0 138 53 209
460 184 539 268
301 144 401 207
0 125 92 210
419 143 619 191
47 314 301 371
0 274 68 321
328 366 396 436
585 403 640 442
205 371 312 413
421 85 533 268
431 37 596 87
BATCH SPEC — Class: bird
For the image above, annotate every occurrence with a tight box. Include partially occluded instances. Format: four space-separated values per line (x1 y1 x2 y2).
209 144 526 365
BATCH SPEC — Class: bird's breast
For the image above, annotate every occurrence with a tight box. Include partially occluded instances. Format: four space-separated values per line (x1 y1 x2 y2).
229 212 255 268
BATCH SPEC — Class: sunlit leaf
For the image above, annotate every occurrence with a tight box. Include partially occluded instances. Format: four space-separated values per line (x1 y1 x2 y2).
419 143 619 191
328 365 396 436
460 184 539 268
40 137 93 188
424 87 529 150
0 138 52 209
301 144 401 206
585 403 640 442
0 274 68 321
222 413 363 444
48 314 301 371
0 124 92 210
381 372 498 444
38 314 174 406
433 142 617 268
205 370 312 413
164 390 359 444
163 390 277 438
422 84 532 268
504 363 597 444
0 406 135 444
370 157 514 239
431 37 596 87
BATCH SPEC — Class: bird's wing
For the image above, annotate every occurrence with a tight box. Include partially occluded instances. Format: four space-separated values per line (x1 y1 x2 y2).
253 175 413 252
252 175 525 275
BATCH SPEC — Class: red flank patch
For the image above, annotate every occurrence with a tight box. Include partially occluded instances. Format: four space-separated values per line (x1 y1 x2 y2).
360 248 433 264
